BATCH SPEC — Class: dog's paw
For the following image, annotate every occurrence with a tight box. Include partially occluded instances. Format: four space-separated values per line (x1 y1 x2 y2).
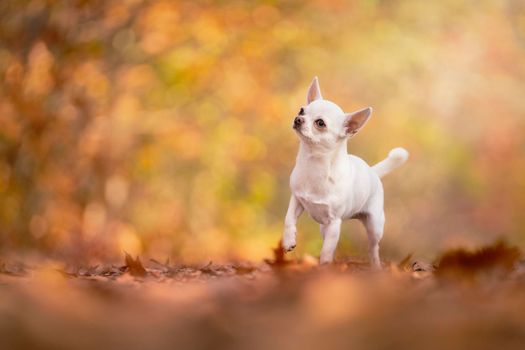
282 237 296 252
284 244 296 252
319 255 334 265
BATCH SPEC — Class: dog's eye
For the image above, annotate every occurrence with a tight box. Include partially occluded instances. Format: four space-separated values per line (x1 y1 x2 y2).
315 119 326 128
298 107 305 116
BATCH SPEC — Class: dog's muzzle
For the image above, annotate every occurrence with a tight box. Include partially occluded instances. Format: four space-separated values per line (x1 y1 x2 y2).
293 116 304 129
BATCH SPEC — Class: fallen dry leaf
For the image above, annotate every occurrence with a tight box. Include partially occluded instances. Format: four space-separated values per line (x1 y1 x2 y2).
435 241 520 281
263 240 293 268
124 252 147 277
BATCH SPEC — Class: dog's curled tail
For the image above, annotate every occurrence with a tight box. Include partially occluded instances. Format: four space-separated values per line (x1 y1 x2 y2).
372 147 409 178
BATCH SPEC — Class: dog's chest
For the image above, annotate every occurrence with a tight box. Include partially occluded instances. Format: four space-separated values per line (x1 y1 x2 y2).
290 163 349 223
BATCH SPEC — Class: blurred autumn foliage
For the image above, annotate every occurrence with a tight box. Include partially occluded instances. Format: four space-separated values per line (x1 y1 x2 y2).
1 0 525 264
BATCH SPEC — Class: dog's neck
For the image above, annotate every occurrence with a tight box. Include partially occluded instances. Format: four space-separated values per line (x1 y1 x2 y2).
296 140 348 171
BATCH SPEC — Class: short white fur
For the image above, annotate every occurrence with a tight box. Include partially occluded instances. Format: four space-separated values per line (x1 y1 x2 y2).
283 77 408 268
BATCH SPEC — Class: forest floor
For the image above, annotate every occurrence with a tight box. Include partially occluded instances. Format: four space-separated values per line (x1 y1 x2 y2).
1 241 525 350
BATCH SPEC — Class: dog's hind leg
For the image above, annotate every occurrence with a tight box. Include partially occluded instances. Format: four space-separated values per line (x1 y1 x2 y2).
319 219 342 264
362 211 385 269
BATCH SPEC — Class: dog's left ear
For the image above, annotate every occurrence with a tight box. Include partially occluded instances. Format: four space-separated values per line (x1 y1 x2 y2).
344 107 372 136
306 76 323 104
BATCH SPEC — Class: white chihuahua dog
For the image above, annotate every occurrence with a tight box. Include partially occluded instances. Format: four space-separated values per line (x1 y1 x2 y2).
282 77 408 268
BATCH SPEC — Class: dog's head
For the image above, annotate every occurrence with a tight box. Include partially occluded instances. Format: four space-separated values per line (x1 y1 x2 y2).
293 77 372 149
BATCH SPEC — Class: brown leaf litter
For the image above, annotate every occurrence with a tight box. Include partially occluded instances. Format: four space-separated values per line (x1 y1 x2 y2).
1 241 525 350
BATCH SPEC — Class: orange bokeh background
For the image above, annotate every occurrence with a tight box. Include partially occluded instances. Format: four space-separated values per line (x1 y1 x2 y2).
1 0 525 263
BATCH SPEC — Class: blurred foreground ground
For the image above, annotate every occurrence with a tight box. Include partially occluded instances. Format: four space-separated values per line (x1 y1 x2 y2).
1 241 524 350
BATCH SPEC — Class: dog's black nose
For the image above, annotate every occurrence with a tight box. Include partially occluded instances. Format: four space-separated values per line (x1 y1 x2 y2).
294 116 304 128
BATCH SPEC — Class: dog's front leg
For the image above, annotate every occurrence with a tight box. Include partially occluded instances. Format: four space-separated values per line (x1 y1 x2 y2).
282 195 304 252
319 219 342 264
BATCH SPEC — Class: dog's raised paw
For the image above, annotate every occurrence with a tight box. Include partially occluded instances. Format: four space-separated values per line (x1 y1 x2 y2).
283 243 296 252
286 244 296 252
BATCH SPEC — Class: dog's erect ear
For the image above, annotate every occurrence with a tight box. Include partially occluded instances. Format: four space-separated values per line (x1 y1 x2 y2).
344 107 372 136
306 76 323 104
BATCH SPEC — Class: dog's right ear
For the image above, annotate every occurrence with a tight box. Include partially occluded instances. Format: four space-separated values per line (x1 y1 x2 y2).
344 107 372 136
307 76 323 104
